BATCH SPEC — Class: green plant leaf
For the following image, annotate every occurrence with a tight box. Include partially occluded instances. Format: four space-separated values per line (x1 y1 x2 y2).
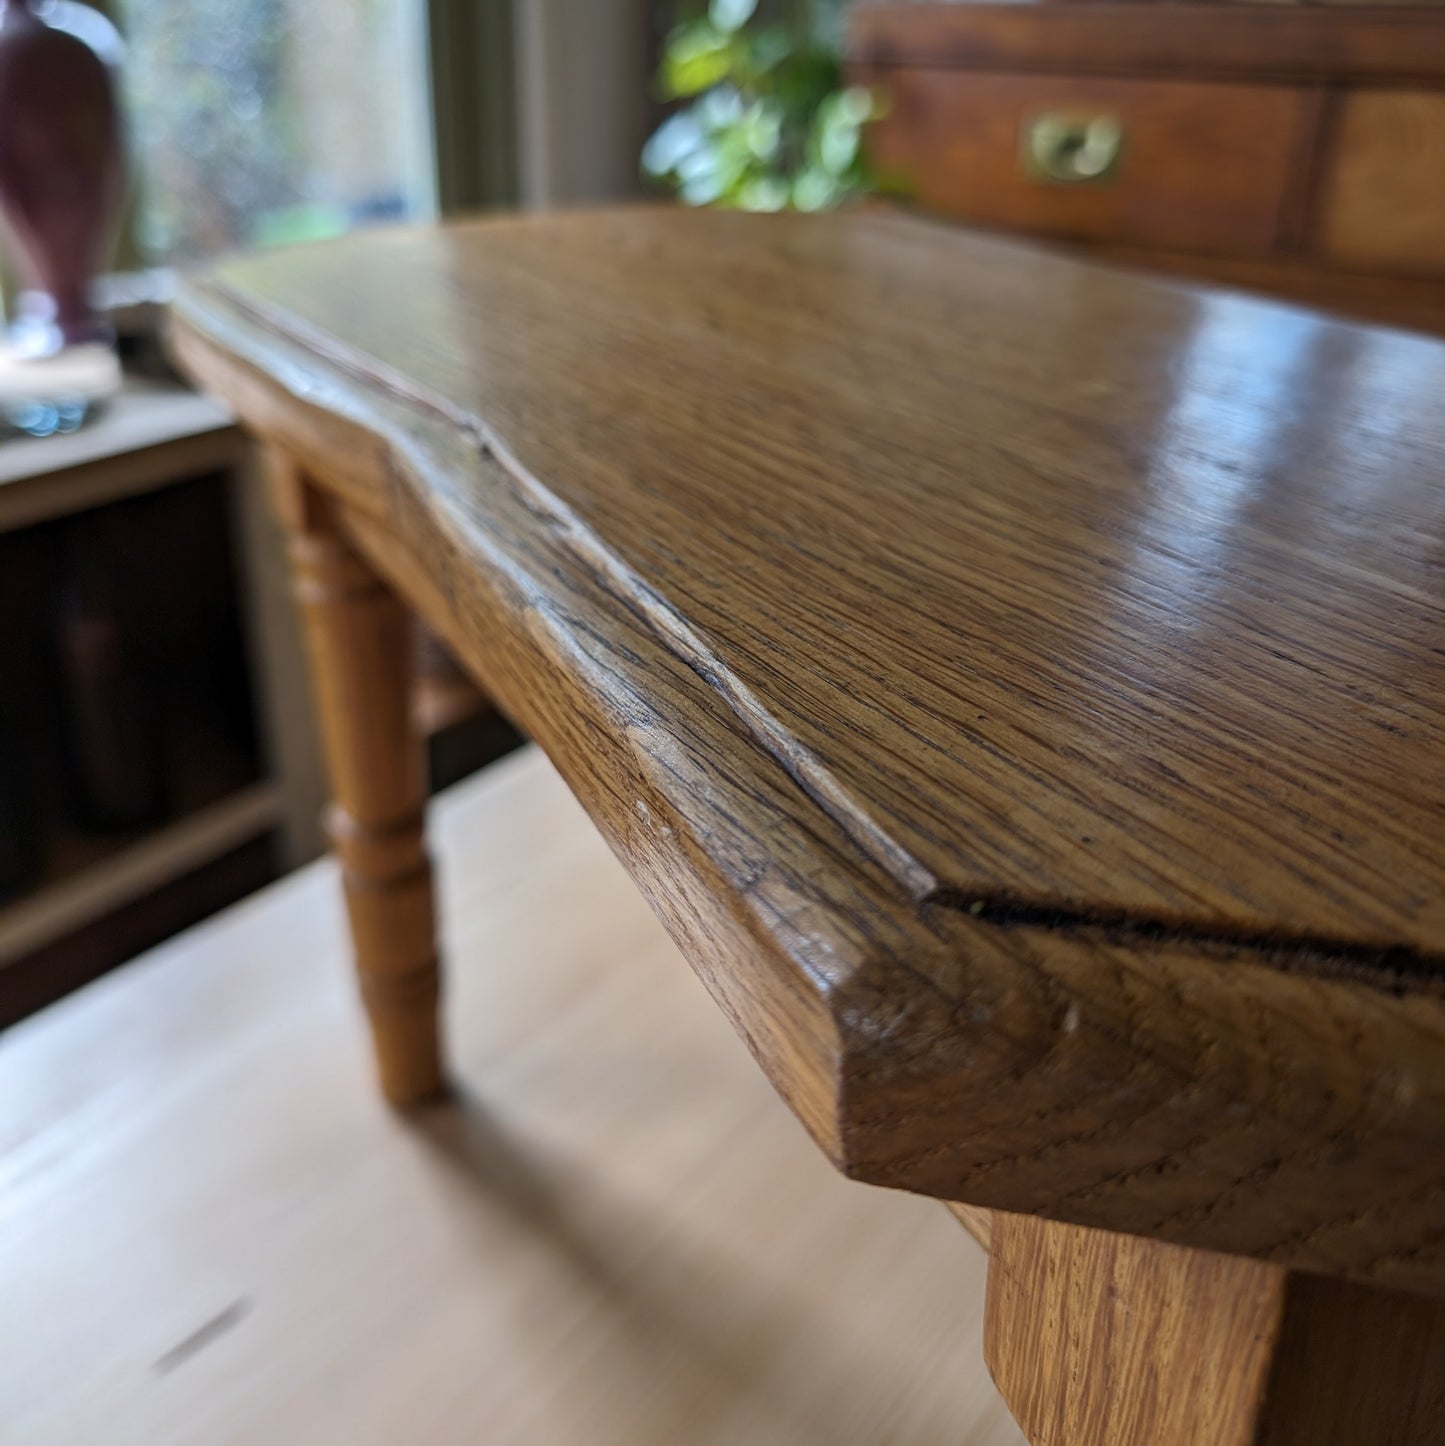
708 0 757 35
837 85 877 126
646 2 879 213
698 84 745 130
676 129 750 204
746 24 792 78
738 175 790 212
772 48 842 119
740 99 783 162
641 110 705 178
815 92 862 176
660 21 735 98
793 166 840 211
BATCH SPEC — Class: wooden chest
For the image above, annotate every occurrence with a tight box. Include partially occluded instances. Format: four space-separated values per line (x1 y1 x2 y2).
848 3 1445 334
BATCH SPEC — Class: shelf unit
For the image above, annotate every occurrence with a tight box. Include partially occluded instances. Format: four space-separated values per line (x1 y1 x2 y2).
0 782 281 971
0 377 325 1009
0 371 505 1022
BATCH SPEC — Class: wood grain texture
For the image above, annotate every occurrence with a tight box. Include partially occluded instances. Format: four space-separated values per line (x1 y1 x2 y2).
986 1212 1445 1445
1079 243 1445 335
948 1202 995 1252
847 3 1445 334
987 1213 1285 1446
1319 90 1445 276
846 3 1445 84
0 748 1024 1446
860 69 1308 256
273 457 443 1105
170 208 1445 1292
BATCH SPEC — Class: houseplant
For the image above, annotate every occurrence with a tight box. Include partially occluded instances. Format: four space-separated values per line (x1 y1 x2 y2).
643 0 881 212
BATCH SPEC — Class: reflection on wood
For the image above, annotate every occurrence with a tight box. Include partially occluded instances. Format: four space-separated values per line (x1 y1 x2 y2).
171 209 1445 1290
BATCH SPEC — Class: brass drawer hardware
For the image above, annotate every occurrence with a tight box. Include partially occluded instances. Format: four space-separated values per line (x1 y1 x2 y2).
1022 113 1123 184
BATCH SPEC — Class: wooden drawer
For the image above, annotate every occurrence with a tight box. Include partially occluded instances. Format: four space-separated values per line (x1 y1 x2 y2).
1319 91 1445 277
863 70 1313 257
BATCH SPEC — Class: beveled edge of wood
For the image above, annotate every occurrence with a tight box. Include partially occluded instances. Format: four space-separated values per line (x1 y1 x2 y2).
948 1201 994 1253
168 258 1445 1295
846 2 1445 84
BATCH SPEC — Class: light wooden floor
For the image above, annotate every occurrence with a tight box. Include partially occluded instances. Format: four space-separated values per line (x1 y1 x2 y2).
1 747 1023 1446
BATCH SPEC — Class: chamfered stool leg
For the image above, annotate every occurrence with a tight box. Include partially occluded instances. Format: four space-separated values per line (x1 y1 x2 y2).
270 452 444 1106
981 1209 1445 1445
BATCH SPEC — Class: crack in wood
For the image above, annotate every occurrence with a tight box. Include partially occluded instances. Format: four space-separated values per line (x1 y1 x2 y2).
191 277 1445 992
930 887 1445 988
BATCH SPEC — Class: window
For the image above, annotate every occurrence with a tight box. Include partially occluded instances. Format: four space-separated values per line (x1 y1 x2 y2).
117 0 434 263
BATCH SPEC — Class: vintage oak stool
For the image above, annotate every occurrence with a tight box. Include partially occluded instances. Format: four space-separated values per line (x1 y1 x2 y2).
173 208 1445 1446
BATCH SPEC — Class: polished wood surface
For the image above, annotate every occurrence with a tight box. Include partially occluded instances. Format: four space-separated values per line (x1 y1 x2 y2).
1320 90 1445 275
849 1 1445 334
0 748 1023 1446
863 70 1308 255
847 3 1445 83
986 1212 1445 1446
1081 244 1445 335
172 208 1445 1292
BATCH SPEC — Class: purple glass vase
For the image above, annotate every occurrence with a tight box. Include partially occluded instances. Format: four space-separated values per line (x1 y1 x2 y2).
0 0 125 358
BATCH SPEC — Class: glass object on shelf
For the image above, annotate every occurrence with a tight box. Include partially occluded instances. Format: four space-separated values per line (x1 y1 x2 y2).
0 0 127 357
116 0 433 264
0 342 122 438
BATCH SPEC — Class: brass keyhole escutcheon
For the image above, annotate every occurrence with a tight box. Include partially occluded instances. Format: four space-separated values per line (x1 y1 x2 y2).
1022 114 1124 185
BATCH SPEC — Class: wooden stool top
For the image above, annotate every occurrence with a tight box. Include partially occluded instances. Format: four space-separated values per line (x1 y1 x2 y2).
172 208 1445 1294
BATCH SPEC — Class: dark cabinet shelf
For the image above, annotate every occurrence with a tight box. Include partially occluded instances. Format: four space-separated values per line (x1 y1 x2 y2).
0 378 295 1021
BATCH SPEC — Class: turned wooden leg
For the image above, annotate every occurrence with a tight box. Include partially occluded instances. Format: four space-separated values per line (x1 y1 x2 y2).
980 1210 1445 1446
270 456 444 1105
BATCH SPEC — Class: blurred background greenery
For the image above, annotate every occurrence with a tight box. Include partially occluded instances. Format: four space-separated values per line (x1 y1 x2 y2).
8 0 873 293
643 0 881 212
